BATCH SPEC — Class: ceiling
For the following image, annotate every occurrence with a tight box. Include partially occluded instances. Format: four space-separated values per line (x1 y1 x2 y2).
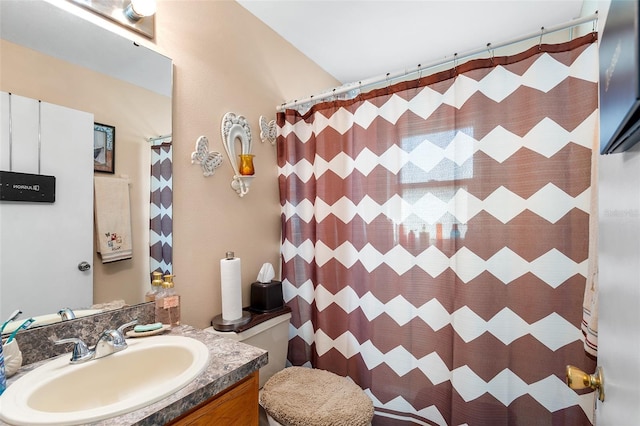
237 0 587 85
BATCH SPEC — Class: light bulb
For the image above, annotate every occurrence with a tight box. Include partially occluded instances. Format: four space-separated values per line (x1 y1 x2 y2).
131 0 156 16
124 0 156 21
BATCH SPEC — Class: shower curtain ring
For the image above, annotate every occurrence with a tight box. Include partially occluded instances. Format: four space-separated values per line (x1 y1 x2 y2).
487 43 494 64
538 26 545 50
453 53 458 76
417 64 422 85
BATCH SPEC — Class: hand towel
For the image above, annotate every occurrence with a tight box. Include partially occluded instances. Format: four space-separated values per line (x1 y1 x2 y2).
582 271 598 357
94 176 133 263
581 138 598 357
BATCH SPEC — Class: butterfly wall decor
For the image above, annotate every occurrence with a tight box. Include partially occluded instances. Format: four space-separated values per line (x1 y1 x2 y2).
259 116 276 145
191 135 223 177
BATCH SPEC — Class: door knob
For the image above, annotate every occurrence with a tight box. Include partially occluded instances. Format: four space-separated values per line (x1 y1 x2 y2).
78 261 91 272
566 365 604 402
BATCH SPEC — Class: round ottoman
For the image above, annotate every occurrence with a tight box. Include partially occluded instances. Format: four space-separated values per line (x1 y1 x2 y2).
260 367 374 426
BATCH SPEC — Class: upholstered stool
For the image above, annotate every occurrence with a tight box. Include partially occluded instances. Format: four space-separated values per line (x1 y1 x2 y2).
259 366 374 426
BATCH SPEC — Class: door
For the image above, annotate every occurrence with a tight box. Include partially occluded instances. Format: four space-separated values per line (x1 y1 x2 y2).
594 144 640 425
0 92 94 319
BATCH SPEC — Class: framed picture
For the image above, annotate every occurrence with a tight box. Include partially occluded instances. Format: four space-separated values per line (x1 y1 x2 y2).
94 123 115 173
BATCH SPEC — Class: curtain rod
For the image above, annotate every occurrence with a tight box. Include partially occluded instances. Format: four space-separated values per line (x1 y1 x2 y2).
148 134 172 143
277 12 598 112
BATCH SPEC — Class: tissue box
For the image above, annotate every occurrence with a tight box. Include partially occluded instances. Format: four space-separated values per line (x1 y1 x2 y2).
250 280 284 313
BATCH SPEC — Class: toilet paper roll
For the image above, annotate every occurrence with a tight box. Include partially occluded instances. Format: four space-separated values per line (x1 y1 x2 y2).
220 255 243 321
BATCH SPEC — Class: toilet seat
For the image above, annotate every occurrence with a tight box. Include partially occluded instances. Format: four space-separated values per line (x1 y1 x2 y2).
260 367 374 426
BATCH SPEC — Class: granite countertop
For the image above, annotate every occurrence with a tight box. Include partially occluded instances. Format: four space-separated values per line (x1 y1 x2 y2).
0 325 268 426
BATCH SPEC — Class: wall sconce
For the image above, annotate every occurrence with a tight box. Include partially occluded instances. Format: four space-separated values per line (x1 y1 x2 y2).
221 112 254 197
68 0 156 39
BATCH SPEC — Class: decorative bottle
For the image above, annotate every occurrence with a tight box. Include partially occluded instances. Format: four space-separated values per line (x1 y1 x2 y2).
146 271 164 302
419 225 430 248
450 224 461 239
155 274 181 327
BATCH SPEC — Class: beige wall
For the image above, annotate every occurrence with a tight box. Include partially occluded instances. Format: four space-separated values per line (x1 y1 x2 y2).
0 0 338 329
0 38 171 306
153 1 339 328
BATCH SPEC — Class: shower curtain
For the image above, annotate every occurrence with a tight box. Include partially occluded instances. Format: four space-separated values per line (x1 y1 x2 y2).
277 33 598 425
150 139 173 276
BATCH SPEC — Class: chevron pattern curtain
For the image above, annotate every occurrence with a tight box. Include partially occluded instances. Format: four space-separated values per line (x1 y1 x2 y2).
277 33 598 425
150 139 173 277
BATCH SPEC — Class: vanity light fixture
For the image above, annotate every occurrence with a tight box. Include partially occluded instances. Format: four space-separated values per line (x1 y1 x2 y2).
67 0 156 39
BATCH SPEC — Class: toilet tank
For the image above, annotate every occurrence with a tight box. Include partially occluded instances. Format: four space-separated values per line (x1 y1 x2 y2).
205 312 291 388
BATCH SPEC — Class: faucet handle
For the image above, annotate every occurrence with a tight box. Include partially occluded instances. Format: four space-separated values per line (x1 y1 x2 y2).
117 319 139 335
54 337 94 364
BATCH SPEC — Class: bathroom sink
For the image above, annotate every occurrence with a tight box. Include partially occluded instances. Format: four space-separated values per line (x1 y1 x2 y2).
1 309 102 334
0 335 210 425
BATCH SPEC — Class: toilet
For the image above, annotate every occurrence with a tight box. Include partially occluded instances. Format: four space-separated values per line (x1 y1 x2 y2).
205 308 374 426
205 309 292 389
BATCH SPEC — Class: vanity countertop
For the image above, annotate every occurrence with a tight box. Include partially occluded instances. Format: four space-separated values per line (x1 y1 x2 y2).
0 325 268 426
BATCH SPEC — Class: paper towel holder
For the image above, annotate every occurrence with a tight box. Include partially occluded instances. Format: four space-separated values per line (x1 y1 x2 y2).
212 251 251 331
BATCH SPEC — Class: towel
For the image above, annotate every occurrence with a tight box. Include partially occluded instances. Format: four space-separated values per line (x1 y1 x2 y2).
94 176 133 263
581 134 599 357
582 205 598 357
582 271 598 357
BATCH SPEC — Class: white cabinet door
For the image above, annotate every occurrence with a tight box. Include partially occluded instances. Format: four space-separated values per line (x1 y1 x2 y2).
0 92 94 319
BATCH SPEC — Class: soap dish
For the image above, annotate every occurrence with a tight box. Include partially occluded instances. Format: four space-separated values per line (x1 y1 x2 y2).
126 324 171 338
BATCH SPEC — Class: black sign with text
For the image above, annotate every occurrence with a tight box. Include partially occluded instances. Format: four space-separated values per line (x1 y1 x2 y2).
0 171 56 203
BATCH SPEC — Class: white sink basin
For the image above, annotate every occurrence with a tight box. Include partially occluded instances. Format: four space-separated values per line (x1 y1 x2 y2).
0 335 210 425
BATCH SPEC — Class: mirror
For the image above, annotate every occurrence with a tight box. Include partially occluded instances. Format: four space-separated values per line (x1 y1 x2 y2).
0 0 172 332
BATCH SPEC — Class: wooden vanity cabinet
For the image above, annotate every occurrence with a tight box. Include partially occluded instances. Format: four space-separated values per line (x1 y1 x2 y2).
168 371 259 426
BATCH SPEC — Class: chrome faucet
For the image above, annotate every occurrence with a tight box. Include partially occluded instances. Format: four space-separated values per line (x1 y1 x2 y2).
58 308 76 321
53 337 94 364
94 319 137 359
54 319 138 364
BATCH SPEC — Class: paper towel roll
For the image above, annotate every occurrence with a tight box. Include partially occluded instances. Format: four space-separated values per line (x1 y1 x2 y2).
220 255 243 321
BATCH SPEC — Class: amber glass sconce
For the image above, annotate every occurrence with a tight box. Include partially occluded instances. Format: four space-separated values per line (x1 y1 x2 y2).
238 154 255 176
